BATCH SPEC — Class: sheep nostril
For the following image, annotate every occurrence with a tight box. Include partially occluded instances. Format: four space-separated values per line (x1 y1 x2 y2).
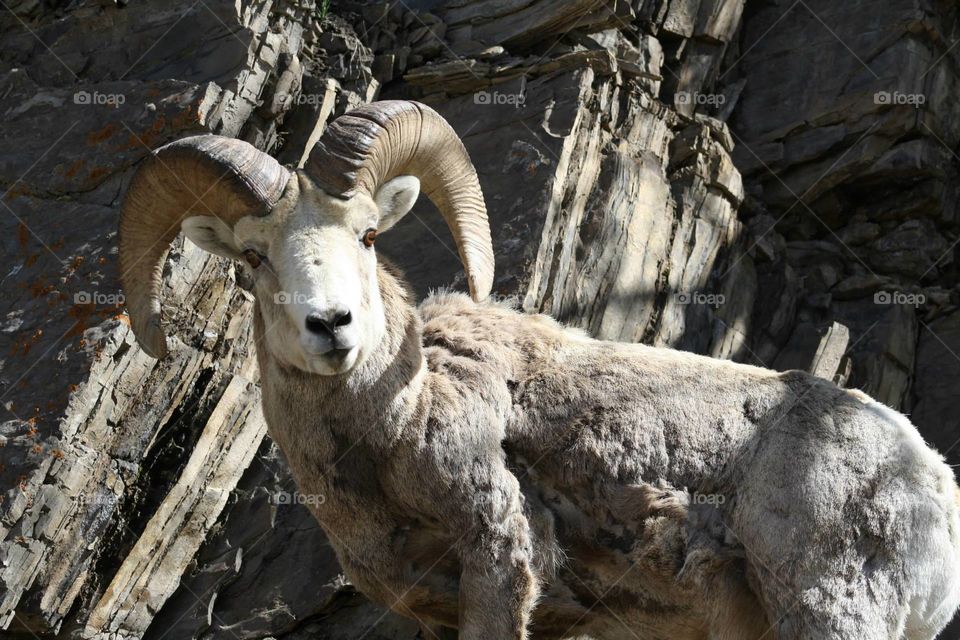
305 308 352 336
305 312 331 336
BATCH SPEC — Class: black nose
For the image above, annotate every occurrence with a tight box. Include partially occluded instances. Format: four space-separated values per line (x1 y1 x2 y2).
305 307 352 336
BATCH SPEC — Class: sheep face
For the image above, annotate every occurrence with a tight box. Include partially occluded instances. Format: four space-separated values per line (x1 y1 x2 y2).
181 172 421 375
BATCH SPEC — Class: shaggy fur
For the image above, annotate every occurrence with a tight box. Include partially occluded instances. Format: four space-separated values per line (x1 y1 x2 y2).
169 170 960 640
254 258 960 640
120 93 960 637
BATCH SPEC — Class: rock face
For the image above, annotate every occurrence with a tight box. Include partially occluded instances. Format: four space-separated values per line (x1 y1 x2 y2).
728 0 960 416
0 0 957 638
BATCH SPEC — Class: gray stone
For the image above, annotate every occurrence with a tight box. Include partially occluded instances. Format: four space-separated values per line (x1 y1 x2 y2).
3 0 960 637
867 218 951 279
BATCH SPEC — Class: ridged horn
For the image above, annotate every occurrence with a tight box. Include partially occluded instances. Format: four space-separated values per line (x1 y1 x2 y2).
119 135 290 358
306 100 494 301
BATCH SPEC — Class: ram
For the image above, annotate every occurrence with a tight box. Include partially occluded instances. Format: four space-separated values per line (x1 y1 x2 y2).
119 100 960 640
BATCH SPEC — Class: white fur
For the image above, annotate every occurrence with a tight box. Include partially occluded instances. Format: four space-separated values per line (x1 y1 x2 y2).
182 173 415 375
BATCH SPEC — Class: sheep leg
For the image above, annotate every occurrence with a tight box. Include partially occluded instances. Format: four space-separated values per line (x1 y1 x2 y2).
322 509 460 629
450 458 540 640
457 510 539 640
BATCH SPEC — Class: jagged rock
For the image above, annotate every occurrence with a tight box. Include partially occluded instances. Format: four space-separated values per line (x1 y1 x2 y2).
809 321 851 382
836 221 881 245
84 371 267 639
0 1 338 636
867 218 951 279
832 273 893 300
2 0 960 637
439 0 620 49
144 441 345 640
831 298 918 409
728 0 960 442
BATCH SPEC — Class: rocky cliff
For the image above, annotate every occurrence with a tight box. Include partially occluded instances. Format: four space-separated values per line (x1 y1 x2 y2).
0 0 957 638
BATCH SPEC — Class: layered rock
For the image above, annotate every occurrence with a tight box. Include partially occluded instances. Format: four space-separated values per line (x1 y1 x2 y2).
728 0 960 412
0 0 957 638
0 1 333 636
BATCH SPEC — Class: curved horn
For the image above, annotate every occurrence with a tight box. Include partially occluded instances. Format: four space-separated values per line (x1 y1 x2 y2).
119 135 290 358
306 100 494 301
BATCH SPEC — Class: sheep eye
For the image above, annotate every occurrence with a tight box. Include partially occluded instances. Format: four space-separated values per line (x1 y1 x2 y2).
362 228 378 248
242 249 263 269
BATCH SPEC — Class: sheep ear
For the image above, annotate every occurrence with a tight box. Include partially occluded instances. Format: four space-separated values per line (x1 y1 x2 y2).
374 175 420 232
181 216 243 260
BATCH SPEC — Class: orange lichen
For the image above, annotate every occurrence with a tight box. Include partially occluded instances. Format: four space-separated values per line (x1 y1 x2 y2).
172 106 201 129
62 159 85 179
5 183 31 200
10 333 34 357
10 329 43 356
65 255 86 278
11 328 44 357
86 123 117 145
28 279 56 298
87 166 112 182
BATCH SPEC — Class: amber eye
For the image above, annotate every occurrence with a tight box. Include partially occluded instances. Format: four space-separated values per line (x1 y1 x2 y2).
362 228 378 248
242 249 263 269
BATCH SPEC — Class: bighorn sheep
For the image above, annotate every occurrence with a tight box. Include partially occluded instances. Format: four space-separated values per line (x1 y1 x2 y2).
119 100 960 640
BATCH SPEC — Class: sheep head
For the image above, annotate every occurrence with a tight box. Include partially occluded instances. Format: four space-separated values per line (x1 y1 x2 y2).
119 100 494 375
